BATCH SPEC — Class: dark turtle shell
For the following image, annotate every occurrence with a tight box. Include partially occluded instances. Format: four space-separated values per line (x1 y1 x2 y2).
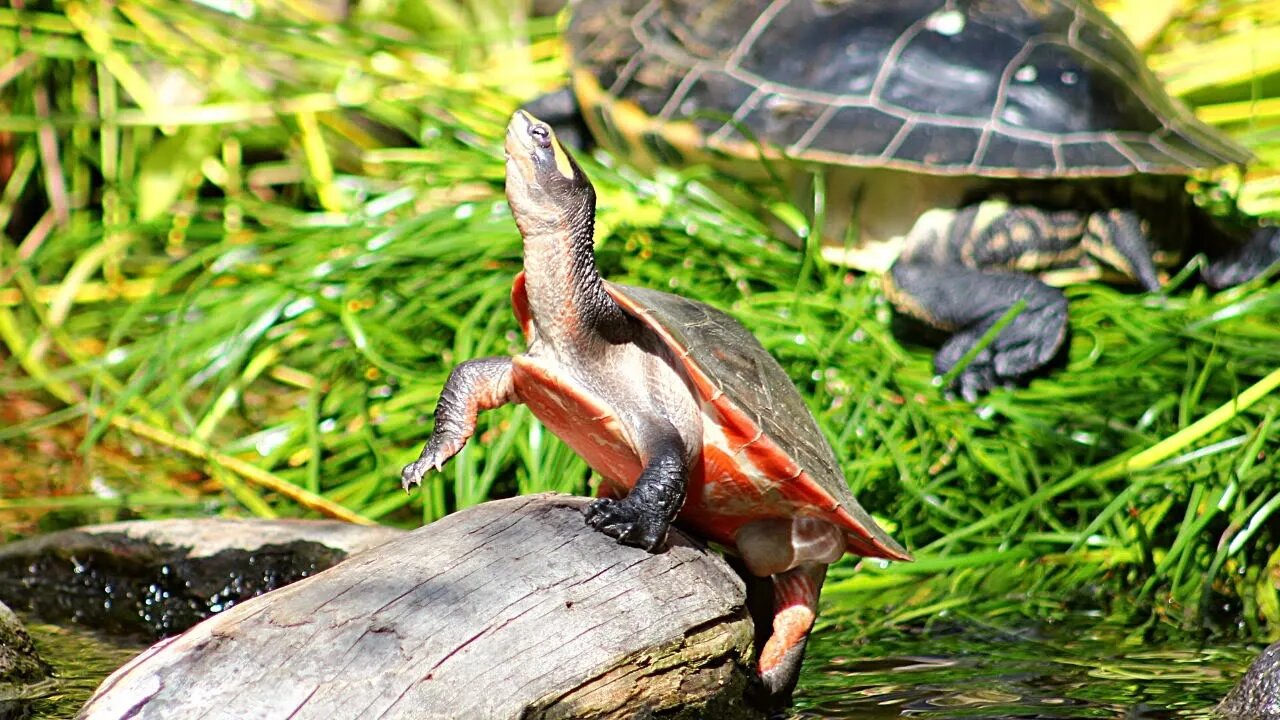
566 0 1250 178
603 281 910 560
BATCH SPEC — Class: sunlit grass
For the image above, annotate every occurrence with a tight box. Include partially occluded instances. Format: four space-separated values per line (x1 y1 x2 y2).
0 0 1277 642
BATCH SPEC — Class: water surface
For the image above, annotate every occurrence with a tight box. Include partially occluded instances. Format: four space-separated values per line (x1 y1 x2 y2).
798 615 1251 719
16 619 147 719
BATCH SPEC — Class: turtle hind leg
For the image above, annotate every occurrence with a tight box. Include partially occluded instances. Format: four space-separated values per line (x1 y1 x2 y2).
732 519 848 709
1081 208 1162 291
1201 223 1280 290
756 563 827 708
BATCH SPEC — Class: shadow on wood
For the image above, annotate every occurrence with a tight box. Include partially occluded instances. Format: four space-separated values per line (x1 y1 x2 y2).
79 494 761 720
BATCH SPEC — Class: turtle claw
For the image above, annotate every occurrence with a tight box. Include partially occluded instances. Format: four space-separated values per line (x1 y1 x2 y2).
939 329 1059 402
583 497 667 552
943 349 999 403
400 449 444 492
933 279 1069 400
1202 224 1280 289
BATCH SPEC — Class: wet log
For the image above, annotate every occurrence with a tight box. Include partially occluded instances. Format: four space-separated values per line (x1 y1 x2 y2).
0 518 403 638
0 598 51 719
1218 641 1280 719
0 599 49 684
79 494 760 720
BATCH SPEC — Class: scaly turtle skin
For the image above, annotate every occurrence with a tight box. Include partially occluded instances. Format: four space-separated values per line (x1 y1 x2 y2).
401 110 911 705
533 0 1280 399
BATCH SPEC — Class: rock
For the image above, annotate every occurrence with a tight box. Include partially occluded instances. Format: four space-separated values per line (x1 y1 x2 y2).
78 494 760 720
0 518 403 639
0 599 50 684
1219 641 1280 719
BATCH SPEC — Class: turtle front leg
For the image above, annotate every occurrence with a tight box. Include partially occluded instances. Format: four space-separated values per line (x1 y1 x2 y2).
890 203 1170 398
886 263 1067 400
401 356 516 490
888 203 1096 399
583 427 688 552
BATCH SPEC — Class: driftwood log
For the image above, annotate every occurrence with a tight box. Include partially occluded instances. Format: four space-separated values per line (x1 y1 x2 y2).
0 518 403 639
1218 641 1280 720
79 494 760 720
0 598 50 684
0 598 52 720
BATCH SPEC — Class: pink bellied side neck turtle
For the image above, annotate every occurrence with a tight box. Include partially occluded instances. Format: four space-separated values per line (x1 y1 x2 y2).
401 110 911 704
527 0 1280 399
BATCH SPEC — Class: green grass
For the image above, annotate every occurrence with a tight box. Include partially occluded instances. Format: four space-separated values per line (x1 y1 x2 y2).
0 0 1278 641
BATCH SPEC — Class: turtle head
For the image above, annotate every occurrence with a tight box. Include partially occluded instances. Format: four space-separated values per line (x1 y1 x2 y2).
505 110 594 233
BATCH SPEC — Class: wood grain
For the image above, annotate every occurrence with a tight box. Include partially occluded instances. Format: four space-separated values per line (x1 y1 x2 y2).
79 494 760 720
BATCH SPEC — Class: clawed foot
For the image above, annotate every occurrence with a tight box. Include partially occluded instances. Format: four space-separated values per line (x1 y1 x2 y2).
938 333 1059 401
936 293 1068 401
744 674 793 719
400 444 445 491
1202 225 1280 289
583 497 669 552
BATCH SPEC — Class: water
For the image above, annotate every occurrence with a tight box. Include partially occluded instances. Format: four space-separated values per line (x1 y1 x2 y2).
10 610 1254 718
796 616 1252 719
12 618 147 719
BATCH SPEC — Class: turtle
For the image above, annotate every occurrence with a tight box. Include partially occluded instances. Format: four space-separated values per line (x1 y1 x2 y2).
400 110 912 704
527 0 1280 399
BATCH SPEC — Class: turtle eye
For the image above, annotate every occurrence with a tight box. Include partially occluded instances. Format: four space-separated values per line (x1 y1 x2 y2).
528 124 552 148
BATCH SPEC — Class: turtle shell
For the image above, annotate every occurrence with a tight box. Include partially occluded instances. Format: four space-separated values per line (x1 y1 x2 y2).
602 280 911 562
566 0 1250 178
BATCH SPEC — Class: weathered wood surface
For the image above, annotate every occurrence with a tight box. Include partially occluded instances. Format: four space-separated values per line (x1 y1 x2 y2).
0 598 51 720
79 494 760 720
1218 641 1280 719
0 518 403 639
0 599 49 684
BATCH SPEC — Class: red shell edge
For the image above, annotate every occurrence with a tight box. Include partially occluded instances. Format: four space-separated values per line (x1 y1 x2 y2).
510 272 910 562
